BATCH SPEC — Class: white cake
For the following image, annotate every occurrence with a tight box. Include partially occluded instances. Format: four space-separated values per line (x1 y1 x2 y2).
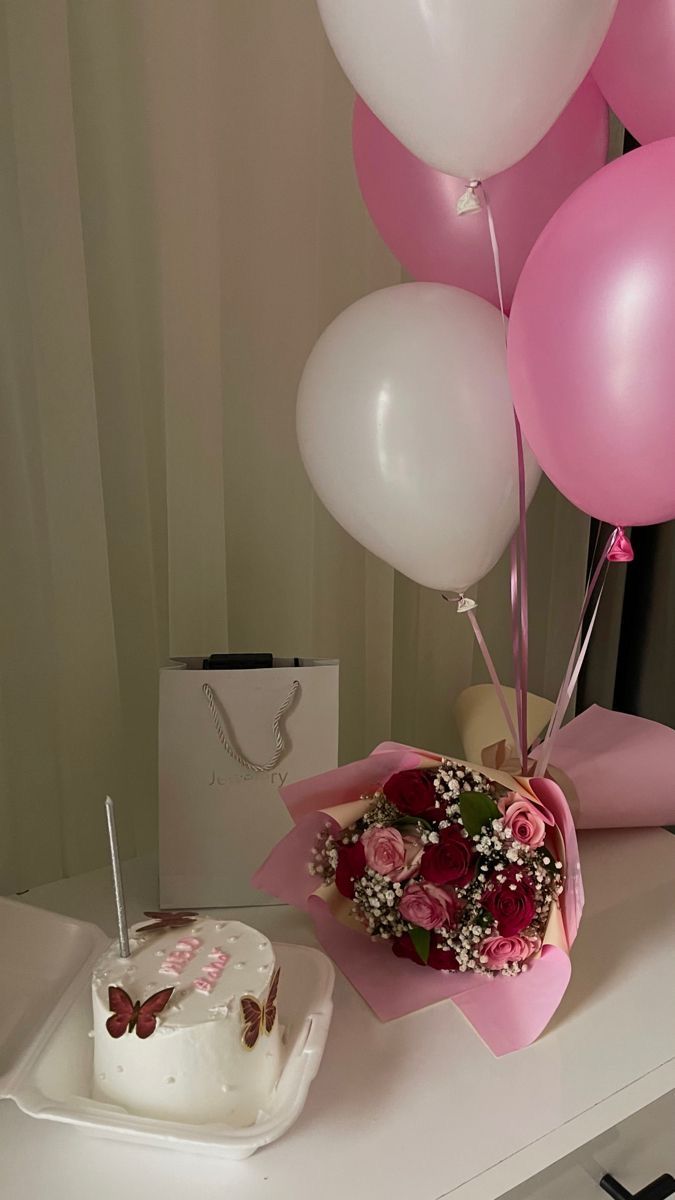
91 915 282 1126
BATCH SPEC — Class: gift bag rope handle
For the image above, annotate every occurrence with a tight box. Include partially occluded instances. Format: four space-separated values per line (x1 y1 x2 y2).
201 679 300 773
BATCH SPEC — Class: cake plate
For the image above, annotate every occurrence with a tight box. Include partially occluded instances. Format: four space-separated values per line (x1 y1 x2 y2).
0 896 334 1158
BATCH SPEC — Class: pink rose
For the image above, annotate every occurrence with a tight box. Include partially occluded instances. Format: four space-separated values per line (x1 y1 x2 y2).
498 792 554 849
398 880 461 931
390 832 424 882
424 882 462 929
479 933 541 971
361 826 405 876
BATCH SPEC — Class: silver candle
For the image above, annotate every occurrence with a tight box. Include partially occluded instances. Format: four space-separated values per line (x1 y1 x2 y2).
104 795 130 958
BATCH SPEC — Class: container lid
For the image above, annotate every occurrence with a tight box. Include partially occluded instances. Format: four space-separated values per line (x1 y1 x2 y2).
0 896 108 1098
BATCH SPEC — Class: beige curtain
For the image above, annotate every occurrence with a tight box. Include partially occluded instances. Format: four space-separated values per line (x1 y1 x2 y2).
0 0 589 894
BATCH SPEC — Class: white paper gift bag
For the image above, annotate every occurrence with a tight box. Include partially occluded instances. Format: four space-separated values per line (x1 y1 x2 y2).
158 656 339 907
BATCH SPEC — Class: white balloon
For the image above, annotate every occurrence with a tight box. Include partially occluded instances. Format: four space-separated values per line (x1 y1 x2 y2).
317 0 617 179
297 284 540 592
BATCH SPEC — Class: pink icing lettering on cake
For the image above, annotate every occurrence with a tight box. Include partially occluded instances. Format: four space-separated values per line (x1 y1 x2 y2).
193 947 231 994
159 935 203 978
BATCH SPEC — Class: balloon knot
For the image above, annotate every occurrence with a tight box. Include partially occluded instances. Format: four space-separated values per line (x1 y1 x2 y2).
456 180 483 216
607 527 634 563
456 594 478 613
441 593 478 612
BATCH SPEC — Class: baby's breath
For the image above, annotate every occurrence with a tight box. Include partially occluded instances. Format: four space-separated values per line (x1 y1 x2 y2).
361 791 399 827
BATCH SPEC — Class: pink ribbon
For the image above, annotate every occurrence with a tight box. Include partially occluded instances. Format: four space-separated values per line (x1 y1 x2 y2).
511 416 529 774
464 187 635 778
480 182 529 774
536 526 632 777
465 605 521 756
465 182 634 781
443 593 520 756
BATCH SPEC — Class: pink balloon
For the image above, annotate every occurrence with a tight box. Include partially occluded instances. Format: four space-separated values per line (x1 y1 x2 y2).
352 78 608 313
508 138 675 528
593 0 675 146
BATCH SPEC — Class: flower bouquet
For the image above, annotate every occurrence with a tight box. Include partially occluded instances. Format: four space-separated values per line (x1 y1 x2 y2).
312 761 565 977
253 740 582 1056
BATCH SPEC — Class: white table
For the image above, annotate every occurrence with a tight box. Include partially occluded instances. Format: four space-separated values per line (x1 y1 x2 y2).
2 829 675 1200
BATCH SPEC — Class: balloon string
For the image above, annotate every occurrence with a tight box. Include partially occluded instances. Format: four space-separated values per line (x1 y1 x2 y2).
479 181 529 773
466 607 521 754
481 187 507 338
513 415 529 773
510 537 522 756
535 526 619 775
536 576 607 778
444 596 520 754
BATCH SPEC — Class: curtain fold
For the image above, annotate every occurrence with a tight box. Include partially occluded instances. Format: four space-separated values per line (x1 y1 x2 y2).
0 0 589 893
580 522 675 725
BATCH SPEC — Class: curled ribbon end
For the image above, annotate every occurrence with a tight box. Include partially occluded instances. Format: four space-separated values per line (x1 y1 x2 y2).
607 528 634 563
456 180 482 216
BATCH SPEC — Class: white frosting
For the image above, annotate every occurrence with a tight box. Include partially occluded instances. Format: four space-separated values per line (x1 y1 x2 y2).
92 918 282 1126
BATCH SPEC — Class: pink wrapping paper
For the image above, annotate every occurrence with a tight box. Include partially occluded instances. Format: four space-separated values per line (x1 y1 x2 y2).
534 705 675 828
253 742 581 1056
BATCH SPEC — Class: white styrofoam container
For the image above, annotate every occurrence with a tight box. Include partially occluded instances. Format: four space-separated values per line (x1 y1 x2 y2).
0 896 334 1158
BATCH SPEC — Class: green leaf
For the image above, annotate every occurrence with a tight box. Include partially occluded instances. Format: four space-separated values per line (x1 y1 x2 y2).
459 791 500 837
408 925 431 963
475 907 493 928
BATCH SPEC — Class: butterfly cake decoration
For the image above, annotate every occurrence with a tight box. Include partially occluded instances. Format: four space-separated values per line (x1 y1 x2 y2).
240 966 280 1050
136 910 199 934
106 985 175 1039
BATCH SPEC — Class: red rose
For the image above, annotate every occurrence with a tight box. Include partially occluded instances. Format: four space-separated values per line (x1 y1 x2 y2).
334 838 366 899
482 868 537 936
392 931 425 965
383 769 440 819
392 933 459 972
421 824 476 887
428 940 459 972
